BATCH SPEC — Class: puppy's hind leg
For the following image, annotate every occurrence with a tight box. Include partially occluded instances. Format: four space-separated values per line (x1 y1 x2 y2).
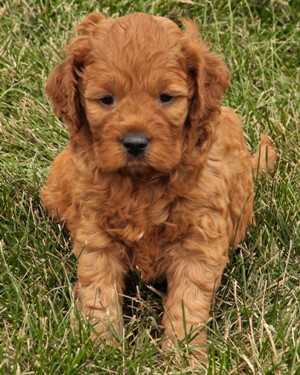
252 134 277 176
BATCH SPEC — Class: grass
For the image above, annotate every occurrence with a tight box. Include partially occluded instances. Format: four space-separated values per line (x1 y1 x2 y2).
0 0 299 373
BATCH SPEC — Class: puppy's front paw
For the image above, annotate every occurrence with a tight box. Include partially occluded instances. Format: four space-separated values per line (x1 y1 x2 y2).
71 281 123 347
161 322 208 368
161 335 208 369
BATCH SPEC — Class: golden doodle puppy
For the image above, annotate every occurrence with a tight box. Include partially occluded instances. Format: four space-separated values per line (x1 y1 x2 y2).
41 12 277 362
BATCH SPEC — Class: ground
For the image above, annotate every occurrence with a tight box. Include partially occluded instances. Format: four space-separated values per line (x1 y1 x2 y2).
0 0 299 374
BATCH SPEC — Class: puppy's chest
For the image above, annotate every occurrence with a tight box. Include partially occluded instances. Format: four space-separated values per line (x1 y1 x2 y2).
102 196 188 280
103 199 173 242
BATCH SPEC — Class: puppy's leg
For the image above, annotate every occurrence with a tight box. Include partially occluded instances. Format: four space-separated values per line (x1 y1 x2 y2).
162 240 227 363
73 243 126 345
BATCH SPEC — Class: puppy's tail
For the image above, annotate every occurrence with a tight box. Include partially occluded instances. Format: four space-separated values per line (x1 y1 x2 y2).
252 134 278 176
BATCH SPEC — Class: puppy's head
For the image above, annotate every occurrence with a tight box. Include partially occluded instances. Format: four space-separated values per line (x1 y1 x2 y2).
46 12 229 174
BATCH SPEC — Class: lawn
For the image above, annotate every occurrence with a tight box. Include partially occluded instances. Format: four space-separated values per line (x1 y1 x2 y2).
0 0 299 374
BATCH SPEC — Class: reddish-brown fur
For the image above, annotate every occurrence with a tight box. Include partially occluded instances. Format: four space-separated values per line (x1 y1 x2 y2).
41 12 277 363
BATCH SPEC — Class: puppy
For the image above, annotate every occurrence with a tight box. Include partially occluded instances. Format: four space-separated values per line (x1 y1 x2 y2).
41 12 276 361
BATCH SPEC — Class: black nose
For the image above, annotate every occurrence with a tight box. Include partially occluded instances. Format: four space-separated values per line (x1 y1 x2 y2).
122 133 149 156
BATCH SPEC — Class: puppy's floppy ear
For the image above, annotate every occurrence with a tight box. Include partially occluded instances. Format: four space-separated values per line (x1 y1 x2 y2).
45 13 106 135
45 43 87 134
182 19 230 127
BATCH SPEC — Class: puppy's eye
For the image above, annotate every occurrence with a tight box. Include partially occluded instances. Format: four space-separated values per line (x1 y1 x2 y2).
99 95 115 106
159 93 174 104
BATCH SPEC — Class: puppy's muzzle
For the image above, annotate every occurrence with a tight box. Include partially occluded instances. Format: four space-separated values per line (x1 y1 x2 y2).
122 132 149 157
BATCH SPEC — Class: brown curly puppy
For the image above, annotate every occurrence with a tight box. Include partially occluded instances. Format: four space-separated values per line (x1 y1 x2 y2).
41 12 277 362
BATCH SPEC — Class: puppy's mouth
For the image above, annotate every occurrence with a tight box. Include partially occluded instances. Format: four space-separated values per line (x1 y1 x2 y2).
122 153 153 175
127 153 146 163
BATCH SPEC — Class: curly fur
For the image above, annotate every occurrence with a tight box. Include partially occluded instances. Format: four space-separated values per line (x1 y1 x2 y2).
41 12 277 362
